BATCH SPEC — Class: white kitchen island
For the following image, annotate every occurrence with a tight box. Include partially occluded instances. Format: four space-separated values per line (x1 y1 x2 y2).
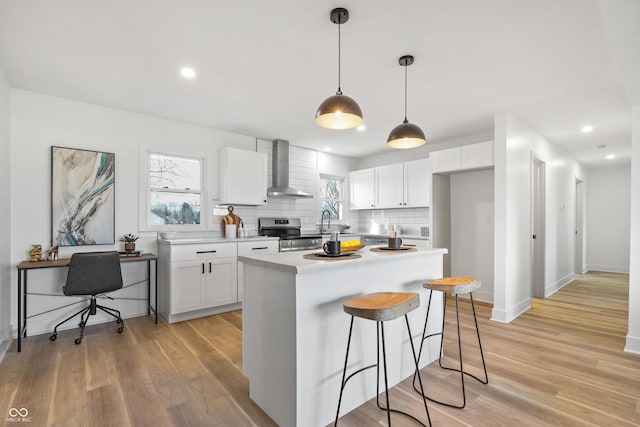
239 246 448 427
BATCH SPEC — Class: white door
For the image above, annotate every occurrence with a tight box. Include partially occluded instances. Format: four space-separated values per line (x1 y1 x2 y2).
404 158 431 207
205 257 238 307
575 178 584 274
531 156 545 298
375 163 404 208
171 260 207 314
349 169 375 209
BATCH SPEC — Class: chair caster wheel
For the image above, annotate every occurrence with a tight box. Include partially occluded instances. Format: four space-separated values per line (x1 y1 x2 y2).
49 334 57 341
74 338 82 345
117 326 124 334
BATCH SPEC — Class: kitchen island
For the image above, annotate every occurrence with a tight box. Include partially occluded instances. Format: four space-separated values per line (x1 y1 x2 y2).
239 246 447 427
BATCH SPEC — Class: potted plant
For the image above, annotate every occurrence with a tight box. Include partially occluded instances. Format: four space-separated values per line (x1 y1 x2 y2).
120 233 139 251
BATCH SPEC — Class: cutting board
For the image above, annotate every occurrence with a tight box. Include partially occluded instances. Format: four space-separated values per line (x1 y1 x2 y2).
220 206 241 235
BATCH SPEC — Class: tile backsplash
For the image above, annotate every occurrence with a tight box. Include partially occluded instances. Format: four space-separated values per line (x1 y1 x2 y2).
356 207 430 236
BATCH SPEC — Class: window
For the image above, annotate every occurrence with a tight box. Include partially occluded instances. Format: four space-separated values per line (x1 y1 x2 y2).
147 152 203 227
320 175 344 221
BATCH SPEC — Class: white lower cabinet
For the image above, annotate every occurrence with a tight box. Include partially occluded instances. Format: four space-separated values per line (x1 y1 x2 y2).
159 241 239 322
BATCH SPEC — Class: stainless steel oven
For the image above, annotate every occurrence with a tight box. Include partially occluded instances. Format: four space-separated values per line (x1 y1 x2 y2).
258 217 322 252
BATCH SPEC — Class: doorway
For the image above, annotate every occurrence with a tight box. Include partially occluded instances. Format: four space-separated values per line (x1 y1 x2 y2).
531 155 545 298
574 178 584 274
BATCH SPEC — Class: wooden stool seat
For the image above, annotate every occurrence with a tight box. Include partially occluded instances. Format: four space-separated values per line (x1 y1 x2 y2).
343 292 419 322
424 277 481 295
336 291 431 425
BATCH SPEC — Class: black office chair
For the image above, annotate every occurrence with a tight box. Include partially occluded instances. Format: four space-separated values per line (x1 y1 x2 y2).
50 251 125 345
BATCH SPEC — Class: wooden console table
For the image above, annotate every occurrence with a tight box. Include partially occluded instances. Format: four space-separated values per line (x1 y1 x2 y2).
15 253 158 352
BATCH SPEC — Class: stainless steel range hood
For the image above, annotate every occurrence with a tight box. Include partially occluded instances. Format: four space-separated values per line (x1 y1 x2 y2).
267 139 313 199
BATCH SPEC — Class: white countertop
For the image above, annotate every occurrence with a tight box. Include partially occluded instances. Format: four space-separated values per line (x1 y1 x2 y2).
157 235 279 245
238 245 447 274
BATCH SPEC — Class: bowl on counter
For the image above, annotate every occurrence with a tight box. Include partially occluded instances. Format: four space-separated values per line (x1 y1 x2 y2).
160 231 177 239
340 244 365 252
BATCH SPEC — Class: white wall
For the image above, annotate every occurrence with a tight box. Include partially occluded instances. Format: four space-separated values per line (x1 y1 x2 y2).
586 164 631 272
0 66 11 358
450 169 495 302
8 90 353 338
492 112 586 323
628 105 640 353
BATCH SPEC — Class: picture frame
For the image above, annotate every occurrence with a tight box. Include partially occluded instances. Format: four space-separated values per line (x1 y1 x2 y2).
51 146 115 246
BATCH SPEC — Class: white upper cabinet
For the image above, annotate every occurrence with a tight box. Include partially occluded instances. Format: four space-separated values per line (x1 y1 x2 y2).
218 147 268 205
349 168 376 209
375 163 404 208
404 158 431 207
461 141 493 170
350 159 431 210
431 147 462 173
431 141 493 174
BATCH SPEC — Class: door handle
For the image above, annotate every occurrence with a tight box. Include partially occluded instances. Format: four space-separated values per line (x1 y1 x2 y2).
252 247 268 250
202 263 205 274
209 262 212 273
197 250 217 254
532 235 537 239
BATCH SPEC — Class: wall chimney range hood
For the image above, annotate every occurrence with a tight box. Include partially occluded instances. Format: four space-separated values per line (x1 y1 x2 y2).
267 139 313 199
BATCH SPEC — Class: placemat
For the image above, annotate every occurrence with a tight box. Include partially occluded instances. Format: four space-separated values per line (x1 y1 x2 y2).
303 252 362 261
370 246 418 253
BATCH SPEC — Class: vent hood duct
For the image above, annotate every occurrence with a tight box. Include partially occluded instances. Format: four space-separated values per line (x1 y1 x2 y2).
267 139 313 199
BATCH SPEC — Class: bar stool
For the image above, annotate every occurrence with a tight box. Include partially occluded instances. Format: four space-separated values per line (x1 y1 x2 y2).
335 292 431 426
414 277 488 409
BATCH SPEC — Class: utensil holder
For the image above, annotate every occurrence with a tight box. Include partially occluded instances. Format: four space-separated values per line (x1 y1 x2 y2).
225 224 237 239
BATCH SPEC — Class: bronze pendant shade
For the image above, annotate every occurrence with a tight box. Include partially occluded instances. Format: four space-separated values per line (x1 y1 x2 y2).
315 8 364 130
387 55 426 149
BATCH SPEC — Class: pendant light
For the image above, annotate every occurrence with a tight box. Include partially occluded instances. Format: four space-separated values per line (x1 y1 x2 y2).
387 55 426 149
315 8 364 130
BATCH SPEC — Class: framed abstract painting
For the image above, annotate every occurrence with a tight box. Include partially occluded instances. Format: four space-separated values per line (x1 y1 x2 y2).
51 146 115 246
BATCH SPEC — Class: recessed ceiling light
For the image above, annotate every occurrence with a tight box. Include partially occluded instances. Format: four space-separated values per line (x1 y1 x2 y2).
324 147 332 152
356 124 366 132
581 125 594 133
597 144 607 149
180 67 196 79
606 154 615 160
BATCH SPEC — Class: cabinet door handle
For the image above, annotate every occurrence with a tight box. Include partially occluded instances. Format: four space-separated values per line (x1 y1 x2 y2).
399 202 403 205
209 262 212 273
252 246 268 250
202 263 205 274
197 250 217 254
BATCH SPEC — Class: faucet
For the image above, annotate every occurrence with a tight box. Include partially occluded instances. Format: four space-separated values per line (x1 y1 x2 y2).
320 209 331 234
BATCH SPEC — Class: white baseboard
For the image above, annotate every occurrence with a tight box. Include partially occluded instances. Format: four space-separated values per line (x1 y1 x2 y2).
0 324 11 363
491 297 531 323
625 335 640 354
471 290 493 304
586 264 630 274
545 272 575 297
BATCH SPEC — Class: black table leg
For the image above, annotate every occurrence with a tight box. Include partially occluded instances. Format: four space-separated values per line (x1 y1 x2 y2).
23 274 28 338
147 260 151 316
17 269 22 352
154 259 158 324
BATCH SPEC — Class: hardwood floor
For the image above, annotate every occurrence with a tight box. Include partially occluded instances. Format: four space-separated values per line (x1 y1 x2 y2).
1 272 639 426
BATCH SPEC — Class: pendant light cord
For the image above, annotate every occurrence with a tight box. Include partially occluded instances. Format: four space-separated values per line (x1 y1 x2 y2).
403 62 408 123
337 22 342 95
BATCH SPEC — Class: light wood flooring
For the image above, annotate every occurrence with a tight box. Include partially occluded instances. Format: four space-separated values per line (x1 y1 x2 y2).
1 271 639 426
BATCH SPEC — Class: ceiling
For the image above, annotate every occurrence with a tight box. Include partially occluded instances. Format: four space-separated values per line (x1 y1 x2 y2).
0 0 637 166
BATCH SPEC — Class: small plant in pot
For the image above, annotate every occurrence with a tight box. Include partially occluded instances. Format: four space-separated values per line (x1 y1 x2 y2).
120 233 139 251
